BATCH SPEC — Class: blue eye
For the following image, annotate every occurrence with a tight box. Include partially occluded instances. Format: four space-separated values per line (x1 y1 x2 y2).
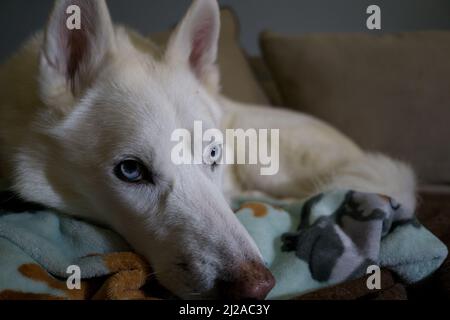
114 159 149 183
204 144 221 167
210 146 218 158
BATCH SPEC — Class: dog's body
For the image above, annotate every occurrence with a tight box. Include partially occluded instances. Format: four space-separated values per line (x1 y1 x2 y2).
0 0 415 299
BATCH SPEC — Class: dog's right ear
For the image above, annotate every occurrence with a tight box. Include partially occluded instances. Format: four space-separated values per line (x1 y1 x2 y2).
165 0 221 94
39 0 116 107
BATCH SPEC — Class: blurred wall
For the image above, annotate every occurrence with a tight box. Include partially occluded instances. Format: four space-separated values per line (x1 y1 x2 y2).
1 0 450 62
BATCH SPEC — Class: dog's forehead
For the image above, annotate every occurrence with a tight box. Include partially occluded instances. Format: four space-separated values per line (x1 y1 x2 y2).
102 57 218 129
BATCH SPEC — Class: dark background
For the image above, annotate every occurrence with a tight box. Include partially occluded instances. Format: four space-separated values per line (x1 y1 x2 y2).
1 0 450 62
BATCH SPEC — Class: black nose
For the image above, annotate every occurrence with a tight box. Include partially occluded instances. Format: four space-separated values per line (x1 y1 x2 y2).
216 261 275 300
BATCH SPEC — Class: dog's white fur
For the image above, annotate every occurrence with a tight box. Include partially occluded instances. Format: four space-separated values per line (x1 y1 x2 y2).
0 0 416 299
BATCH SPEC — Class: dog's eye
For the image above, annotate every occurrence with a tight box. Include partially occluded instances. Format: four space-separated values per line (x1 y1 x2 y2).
114 159 149 183
210 146 219 159
204 143 222 168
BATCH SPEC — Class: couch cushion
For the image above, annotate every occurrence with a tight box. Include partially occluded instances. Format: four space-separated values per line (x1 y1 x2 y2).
151 8 270 105
248 56 284 106
260 31 450 184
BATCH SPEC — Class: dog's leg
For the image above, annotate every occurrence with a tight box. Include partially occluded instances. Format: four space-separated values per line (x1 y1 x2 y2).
232 152 416 213
222 99 417 213
317 153 417 213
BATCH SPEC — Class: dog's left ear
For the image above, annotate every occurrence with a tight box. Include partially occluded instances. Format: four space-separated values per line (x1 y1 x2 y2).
165 0 221 93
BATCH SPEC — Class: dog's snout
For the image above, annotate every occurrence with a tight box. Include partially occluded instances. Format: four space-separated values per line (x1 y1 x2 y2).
217 261 275 300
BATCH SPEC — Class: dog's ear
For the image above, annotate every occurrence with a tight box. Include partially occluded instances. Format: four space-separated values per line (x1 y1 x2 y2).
40 0 116 105
165 0 221 93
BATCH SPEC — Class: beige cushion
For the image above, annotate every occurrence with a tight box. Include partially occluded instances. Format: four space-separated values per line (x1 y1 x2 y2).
260 31 450 184
150 9 269 105
248 56 284 106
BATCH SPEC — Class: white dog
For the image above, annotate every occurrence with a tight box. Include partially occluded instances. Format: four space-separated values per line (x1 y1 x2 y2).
0 0 415 299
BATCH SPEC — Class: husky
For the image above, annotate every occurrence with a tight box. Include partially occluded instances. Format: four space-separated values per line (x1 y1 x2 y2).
0 0 416 299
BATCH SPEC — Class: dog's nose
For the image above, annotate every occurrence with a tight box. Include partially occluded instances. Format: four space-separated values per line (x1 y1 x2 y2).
217 261 275 300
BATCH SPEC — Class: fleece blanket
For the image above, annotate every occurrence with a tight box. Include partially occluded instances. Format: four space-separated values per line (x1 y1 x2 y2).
0 192 159 300
233 190 448 299
0 189 447 299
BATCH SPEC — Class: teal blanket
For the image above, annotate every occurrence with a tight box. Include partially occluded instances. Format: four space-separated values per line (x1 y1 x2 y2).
233 190 448 299
0 189 447 299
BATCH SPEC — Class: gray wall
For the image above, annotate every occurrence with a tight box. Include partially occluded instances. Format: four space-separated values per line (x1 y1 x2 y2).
1 0 450 62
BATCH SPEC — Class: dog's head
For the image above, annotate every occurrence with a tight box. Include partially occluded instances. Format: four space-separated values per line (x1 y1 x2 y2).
18 0 274 299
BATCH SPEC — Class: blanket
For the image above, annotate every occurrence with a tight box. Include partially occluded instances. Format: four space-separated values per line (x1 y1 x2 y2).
0 189 447 299
0 191 162 300
233 190 448 299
